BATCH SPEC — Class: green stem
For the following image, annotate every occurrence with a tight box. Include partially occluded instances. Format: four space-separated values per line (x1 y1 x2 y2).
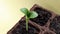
26 16 29 31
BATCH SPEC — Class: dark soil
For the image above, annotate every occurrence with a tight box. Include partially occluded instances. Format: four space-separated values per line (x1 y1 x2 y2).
49 16 60 34
30 7 52 26
12 20 39 34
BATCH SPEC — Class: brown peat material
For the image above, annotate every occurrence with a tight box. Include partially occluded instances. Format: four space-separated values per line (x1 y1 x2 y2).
7 4 59 34
49 16 60 34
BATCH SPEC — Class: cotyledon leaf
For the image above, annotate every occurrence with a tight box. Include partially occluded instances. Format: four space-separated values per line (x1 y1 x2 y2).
29 11 38 18
20 8 29 15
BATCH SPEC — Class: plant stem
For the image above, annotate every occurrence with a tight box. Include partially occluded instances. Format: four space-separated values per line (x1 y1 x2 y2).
26 16 29 31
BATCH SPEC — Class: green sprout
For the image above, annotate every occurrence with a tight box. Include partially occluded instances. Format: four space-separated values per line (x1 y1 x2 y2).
20 8 38 31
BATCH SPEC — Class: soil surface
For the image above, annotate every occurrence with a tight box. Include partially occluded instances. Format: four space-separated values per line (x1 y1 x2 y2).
49 16 60 34
30 7 52 26
12 19 39 34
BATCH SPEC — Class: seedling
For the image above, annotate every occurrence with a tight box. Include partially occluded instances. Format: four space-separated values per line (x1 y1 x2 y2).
20 8 38 31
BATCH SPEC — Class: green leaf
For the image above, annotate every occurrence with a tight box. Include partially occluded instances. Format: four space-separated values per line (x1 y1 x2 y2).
20 8 29 15
20 8 38 18
29 11 38 18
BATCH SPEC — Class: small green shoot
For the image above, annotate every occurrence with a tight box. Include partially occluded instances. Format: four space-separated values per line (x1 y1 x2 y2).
20 8 38 31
